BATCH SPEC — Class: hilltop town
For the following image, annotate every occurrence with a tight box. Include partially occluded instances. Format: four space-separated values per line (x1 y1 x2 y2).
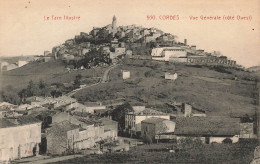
0 16 259 163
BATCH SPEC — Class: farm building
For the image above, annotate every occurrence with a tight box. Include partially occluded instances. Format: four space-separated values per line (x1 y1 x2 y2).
175 117 240 144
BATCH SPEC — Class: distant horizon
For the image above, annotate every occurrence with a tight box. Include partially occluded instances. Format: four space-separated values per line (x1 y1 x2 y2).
0 0 259 68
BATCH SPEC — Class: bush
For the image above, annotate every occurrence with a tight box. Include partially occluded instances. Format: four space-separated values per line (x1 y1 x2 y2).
144 70 155 78
222 138 232 144
143 135 153 144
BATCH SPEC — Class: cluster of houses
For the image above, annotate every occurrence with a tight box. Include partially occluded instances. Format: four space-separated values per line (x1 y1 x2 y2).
45 16 176 66
151 42 237 67
0 94 257 162
0 96 118 162
122 102 255 144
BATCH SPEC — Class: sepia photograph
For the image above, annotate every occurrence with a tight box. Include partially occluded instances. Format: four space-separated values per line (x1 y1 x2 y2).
0 0 260 163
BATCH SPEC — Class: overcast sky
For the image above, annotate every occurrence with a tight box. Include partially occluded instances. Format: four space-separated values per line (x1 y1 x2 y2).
0 0 259 67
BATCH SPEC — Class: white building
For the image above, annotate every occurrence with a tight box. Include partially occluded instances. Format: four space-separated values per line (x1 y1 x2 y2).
122 70 130 79
17 61 28 67
165 72 178 80
0 116 41 162
151 47 187 61
125 108 170 135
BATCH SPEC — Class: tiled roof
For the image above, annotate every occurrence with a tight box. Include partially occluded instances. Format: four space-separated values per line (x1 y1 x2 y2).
175 117 240 136
0 116 41 128
141 117 167 124
48 120 79 133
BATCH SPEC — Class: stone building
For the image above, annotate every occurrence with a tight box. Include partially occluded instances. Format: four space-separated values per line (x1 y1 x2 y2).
46 120 79 154
141 117 175 142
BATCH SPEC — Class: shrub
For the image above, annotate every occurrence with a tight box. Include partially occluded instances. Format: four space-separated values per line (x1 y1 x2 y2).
143 135 153 144
222 138 232 144
144 70 155 77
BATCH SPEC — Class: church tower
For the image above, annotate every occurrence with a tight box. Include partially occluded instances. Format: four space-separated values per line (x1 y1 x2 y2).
112 15 117 37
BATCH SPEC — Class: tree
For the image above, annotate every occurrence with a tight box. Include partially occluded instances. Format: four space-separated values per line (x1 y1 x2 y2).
222 138 232 144
26 80 39 97
1 86 21 105
111 103 134 132
73 74 83 89
38 79 51 97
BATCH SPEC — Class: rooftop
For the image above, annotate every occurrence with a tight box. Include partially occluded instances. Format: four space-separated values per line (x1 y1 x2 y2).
175 117 240 136
47 120 79 133
0 116 41 128
141 117 167 124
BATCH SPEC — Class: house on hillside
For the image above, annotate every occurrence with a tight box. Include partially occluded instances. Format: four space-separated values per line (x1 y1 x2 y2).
151 47 187 62
125 108 170 136
122 70 130 79
141 117 175 142
0 116 41 162
165 72 178 80
175 117 240 144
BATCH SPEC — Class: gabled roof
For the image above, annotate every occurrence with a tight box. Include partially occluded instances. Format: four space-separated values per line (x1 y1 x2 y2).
175 117 240 136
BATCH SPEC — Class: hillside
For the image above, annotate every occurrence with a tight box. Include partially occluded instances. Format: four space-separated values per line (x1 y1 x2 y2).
74 57 257 117
0 60 104 91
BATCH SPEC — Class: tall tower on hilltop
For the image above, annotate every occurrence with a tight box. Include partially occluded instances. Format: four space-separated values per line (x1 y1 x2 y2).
112 15 117 37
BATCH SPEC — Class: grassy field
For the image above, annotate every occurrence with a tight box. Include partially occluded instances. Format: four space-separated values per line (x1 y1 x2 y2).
74 57 256 117
0 60 104 92
53 139 258 164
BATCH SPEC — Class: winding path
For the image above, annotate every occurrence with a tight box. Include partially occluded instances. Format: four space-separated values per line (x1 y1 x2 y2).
65 64 118 97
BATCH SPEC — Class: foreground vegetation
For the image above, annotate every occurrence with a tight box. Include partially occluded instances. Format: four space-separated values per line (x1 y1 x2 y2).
54 139 258 164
